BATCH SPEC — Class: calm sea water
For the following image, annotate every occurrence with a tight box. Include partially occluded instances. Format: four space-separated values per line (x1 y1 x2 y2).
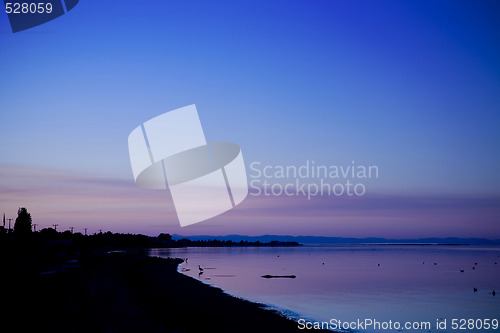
150 245 500 332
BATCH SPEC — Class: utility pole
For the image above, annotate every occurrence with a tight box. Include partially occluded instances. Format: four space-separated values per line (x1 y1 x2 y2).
69 227 74 234
7 218 14 231
32 224 38 232
52 224 58 231
84 228 88 236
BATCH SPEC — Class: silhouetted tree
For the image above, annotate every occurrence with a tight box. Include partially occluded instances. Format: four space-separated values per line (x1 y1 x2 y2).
39 227 58 239
14 207 32 236
158 233 172 242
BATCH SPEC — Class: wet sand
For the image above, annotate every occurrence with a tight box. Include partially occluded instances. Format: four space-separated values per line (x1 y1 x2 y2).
2 251 330 332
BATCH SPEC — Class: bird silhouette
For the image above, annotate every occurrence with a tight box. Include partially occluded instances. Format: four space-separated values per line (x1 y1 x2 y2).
474 288 477 292
198 265 204 272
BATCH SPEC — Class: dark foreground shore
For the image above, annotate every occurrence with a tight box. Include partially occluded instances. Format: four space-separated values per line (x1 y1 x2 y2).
2 251 329 332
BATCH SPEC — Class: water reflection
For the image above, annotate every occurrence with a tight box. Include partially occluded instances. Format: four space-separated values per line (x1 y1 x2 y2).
151 245 500 332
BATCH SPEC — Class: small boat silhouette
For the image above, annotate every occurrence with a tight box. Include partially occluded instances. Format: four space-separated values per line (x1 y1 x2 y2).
261 274 296 279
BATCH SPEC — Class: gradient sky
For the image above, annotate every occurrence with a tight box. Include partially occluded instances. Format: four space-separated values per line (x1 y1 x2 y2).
1 1 499 237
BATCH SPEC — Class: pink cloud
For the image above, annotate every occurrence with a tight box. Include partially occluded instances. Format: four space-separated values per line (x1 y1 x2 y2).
1 165 499 238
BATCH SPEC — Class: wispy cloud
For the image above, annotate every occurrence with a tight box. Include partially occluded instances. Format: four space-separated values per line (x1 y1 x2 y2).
206 191 500 238
1 165 499 238
0 165 178 234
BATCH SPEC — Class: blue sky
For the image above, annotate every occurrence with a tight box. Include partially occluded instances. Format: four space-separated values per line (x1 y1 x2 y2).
0 1 499 236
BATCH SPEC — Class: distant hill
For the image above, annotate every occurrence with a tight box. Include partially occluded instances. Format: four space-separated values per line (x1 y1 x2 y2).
172 234 500 245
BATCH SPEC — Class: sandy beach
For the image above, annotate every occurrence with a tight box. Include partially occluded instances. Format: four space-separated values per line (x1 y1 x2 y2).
2 250 329 332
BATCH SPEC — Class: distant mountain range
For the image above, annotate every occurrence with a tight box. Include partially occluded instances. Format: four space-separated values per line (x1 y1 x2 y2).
172 234 500 245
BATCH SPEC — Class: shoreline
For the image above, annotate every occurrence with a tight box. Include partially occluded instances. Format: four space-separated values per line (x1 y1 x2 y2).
2 250 331 332
174 258 308 323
